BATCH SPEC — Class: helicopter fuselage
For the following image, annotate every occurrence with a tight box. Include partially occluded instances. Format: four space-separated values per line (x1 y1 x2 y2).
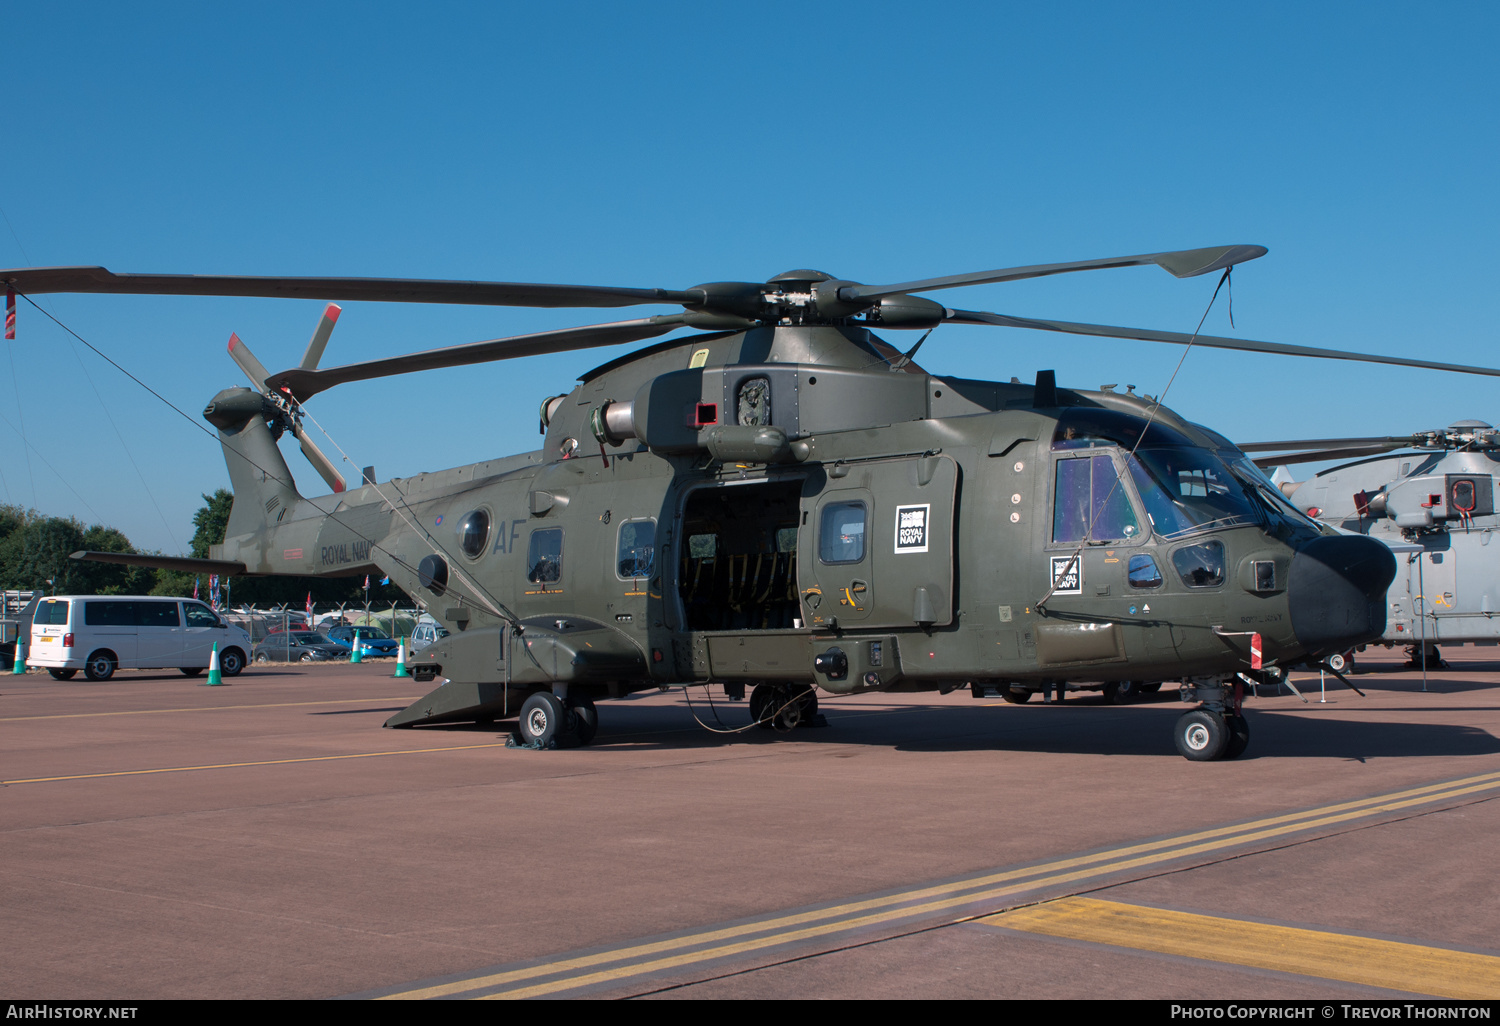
205 324 1394 744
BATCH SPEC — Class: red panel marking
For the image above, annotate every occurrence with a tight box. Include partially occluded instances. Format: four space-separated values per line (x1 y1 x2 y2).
1250 633 1263 670
283 549 304 560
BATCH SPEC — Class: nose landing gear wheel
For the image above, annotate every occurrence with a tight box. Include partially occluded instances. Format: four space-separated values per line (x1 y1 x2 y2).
749 683 814 731
1175 709 1229 761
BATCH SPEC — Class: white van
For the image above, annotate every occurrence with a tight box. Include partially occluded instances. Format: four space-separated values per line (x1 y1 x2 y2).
29 596 252 681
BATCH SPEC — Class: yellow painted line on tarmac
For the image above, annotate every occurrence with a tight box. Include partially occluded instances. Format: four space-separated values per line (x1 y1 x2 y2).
2 743 510 784
0 697 422 722
379 769 1500 999
985 897 1500 1000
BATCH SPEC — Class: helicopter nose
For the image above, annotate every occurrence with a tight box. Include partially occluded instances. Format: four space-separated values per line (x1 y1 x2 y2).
1287 535 1397 655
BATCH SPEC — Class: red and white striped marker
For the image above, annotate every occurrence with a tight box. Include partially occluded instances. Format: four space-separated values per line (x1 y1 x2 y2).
5 288 15 340
1250 632 1263 670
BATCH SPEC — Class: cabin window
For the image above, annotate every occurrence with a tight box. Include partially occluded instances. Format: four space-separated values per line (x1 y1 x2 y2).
1053 455 1140 543
616 519 656 580
820 501 867 565
527 528 564 584
458 509 490 559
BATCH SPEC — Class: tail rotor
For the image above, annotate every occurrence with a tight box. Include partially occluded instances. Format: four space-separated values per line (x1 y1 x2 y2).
225 303 349 495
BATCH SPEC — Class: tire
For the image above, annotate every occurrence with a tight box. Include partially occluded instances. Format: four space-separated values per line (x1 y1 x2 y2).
1175 709 1228 761
254 652 270 664
518 692 572 747
1327 652 1349 673
1223 712 1250 760
1103 680 1138 704
300 652 315 663
47 668 77 681
791 683 818 724
750 683 776 729
1141 682 1162 693
180 668 204 677
83 650 116 682
219 648 246 677
570 698 598 746
1002 688 1032 704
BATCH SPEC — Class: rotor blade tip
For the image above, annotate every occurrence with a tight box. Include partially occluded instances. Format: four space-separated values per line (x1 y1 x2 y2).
325 304 341 321
227 334 239 351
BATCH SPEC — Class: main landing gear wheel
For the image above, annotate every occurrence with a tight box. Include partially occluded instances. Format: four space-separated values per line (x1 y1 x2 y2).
1327 651 1353 673
1223 712 1250 760
1102 681 1141 704
1002 688 1032 704
518 692 571 747
1174 709 1229 761
569 697 598 746
48 668 77 680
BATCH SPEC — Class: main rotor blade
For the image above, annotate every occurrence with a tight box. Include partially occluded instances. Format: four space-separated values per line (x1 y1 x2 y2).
945 309 1500 379
839 245 1267 303
1238 437 1416 453
267 316 688 402
0 266 702 310
1250 445 1412 469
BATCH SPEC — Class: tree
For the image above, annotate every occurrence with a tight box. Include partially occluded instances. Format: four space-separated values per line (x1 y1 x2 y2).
190 489 234 559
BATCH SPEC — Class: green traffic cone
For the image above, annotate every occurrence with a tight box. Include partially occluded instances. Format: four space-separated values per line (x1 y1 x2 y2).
12 635 26 674
204 641 225 686
350 634 363 664
393 637 410 678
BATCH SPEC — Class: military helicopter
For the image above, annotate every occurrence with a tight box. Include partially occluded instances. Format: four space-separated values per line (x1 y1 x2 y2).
9 244 1496 761
1242 421 1500 670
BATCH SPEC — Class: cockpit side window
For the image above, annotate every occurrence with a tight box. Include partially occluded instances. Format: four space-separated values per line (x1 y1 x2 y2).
1053 454 1141 543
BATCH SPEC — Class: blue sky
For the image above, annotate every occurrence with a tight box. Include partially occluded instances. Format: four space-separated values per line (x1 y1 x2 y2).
2 2 1496 552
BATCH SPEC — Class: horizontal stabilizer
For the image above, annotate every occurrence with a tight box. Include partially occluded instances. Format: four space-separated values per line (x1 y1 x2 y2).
70 551 249 575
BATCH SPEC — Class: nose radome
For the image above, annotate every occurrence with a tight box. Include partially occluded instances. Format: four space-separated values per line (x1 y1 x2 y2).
1287 535 1397 655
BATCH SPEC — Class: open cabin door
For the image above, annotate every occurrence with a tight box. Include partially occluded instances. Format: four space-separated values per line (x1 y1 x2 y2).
798 454 958 630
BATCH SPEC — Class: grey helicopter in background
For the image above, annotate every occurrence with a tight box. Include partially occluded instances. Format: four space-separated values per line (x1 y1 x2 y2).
1242 421 1500 670
8 244 1500 761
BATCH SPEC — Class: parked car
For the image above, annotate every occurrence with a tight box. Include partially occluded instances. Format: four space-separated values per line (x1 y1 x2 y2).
252 631 346 664
325 624 401 658
410 620 449 651
29 596 251 681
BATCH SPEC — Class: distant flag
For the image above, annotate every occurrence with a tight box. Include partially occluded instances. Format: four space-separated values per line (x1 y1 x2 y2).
364 575 370 590
306 592 313 621
209 574 221 611
4 289 14 340
380 576 390 586
193 577 200 601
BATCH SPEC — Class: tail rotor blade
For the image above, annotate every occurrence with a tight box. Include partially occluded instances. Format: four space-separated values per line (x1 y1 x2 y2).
300 303 341 371
227 333 272 390
292 422 347 494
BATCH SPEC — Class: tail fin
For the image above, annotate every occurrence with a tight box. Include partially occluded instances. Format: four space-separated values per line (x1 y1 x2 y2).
203 387 302 549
